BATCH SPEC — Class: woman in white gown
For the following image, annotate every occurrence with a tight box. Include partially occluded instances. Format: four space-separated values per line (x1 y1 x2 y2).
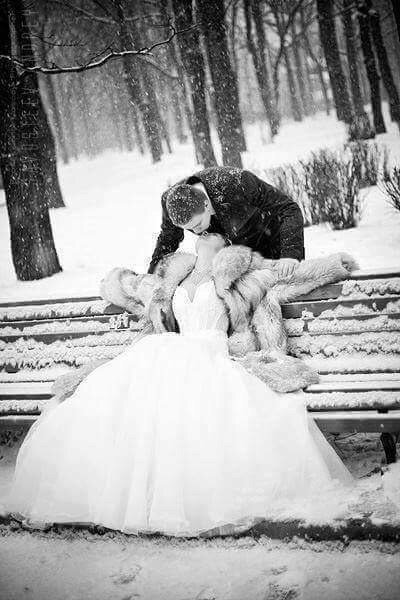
6 233 354 537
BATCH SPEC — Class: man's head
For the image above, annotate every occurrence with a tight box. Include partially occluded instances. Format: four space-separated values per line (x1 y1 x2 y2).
165 184 213 234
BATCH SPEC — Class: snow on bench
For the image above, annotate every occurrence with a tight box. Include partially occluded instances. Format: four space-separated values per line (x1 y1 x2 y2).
0 267 399 462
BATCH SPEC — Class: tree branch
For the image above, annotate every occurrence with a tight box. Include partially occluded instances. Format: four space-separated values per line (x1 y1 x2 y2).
0 24 186 76
47 0 114 24
138 55 178 80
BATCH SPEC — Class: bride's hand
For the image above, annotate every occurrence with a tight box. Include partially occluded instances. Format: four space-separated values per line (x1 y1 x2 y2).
148 300 176 333
275 258 299 279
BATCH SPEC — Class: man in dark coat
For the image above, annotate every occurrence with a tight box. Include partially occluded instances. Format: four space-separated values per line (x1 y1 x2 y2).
148 166 304 277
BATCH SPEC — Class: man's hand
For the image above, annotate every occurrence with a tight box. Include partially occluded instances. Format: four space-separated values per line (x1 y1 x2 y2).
275 258 299 279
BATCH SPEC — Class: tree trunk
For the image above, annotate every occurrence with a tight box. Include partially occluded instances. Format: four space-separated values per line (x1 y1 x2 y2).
229 0 239 73
290 18 313 116
316 0 353 123
157 1 190 146
170 82 187 144
390 0 400 43
139 60 172 154
358 1 386 133
282 44 302 121
131 106 145 154
300 9 330 115
197 0 244 167
109 69 133 152
76 74 96 157
245 0 279 136
0 0 62 280
132 8 172 155
171 37 198 151
342 0 374 138
171 0 216 167
368 0 400 128
158 0 197 152
58 74 79 160
114 1 162 163
37 25 69 164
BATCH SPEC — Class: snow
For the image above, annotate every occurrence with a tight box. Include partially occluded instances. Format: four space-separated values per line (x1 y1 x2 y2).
0 107 399 303
305 390 400 410
305 354 400 374
1 530 400 600
341 278 400 298
0 109 400 598
302 299 400 320
288 331 400 357
306 315 400 335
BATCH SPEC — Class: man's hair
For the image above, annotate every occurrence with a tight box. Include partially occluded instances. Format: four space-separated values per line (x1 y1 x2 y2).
165 184 206 226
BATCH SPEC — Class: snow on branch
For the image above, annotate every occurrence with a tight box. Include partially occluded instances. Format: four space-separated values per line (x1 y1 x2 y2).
0 22 186 76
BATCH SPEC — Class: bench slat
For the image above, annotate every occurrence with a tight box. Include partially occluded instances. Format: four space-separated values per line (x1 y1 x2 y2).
313 410 400 433
350 268 400 280
306 381 400 392
0 382 53 396
2 410 400 435
282 296 400 319
2 379 400 397
2 312 400 341
0 415 38 428
0 267 398 309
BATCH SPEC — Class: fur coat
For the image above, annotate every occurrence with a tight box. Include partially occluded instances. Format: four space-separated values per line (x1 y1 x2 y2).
142 246 357 358
47 247 356 404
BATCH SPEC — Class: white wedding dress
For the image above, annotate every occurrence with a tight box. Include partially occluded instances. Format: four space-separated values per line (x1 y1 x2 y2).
7 280 354 536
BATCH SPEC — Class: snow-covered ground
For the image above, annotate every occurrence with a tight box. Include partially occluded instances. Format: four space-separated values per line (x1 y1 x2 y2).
1 530 400 600
0 107 399 302
1 108 400 600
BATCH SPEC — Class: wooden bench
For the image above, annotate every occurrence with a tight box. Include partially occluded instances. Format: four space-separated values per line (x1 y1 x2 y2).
1 267 399 463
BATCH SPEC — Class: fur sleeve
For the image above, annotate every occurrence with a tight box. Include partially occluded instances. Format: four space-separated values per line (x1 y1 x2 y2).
272 252 359 302
147 252 196 332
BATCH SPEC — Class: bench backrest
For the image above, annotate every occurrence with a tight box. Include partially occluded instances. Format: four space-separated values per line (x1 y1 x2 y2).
0 267 399 416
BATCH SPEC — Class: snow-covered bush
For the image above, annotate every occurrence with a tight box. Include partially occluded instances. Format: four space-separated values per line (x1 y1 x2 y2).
264 165 311 225
346 141 385 188
347 114 375 142
300 149 363 230
381 167 400 212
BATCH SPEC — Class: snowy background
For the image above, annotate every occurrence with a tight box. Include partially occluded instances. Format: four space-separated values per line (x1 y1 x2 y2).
1 0 400 597
1 105 399 303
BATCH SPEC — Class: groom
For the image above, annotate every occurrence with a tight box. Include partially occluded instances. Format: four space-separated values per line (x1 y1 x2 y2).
148 166 304 278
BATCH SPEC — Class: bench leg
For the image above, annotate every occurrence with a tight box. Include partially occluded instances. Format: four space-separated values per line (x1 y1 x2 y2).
380 433 397 464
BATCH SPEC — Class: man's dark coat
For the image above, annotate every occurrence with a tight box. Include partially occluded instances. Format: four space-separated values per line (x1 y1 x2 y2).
148 166 304 274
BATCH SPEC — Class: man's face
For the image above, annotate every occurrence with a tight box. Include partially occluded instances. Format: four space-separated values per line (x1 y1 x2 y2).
182 205 212 235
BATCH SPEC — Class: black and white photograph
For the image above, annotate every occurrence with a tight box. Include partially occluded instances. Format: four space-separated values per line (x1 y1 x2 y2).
0 0 400 598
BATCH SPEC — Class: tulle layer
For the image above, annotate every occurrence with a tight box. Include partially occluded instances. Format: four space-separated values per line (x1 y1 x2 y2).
7 331 354 536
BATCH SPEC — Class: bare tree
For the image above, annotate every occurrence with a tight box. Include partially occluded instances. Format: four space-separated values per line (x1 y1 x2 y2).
290 13 314 116
197 0 244 167
357 0 386 133
299 7 331 115
367 0 400 131
267 1 305 122
244 0 279 137
342 0 374 138
37 17 69 164
0 0 62 279
390 0 400 43
114 0 163 162
171 0 216 166
316 0 353 123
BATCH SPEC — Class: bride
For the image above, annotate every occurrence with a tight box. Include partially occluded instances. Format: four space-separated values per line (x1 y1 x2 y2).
6 233 355 537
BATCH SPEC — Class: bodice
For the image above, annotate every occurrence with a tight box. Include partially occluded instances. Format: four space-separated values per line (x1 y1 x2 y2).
172 280 229 335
